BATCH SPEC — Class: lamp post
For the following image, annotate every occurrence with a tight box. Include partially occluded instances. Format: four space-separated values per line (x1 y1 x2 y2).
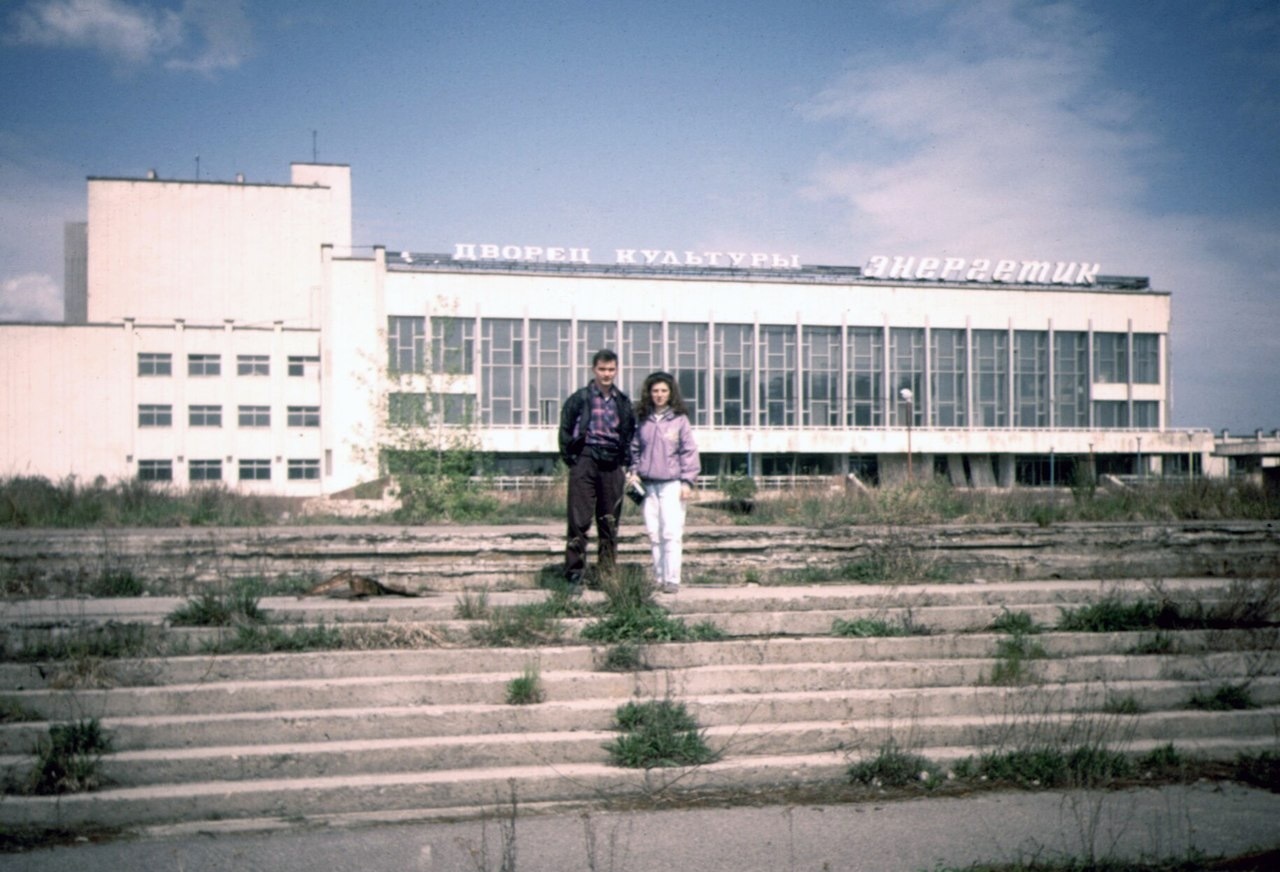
899 387 914 482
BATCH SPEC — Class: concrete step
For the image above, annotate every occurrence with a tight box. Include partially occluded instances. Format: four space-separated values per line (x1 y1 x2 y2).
1 574 1276 831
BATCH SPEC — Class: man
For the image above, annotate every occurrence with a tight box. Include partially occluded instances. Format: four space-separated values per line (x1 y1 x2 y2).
559 349 636 587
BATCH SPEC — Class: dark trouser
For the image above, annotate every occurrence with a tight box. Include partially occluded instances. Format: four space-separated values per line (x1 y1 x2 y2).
564 454 625 581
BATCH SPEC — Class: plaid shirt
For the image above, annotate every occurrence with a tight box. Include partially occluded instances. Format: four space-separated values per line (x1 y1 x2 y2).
584 382 622 448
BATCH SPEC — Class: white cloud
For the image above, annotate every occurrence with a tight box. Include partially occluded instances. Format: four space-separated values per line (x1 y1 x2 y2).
799 0 1280 429
0 273 62 321
6 0 250 73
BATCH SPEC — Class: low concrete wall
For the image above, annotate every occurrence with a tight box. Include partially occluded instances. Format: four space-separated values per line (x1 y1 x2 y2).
1 521 1277 595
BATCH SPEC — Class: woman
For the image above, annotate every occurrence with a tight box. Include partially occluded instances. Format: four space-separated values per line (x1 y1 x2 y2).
628 372 700 593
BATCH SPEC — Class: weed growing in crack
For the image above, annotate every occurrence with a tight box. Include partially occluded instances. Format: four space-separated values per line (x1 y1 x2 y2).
989 632 1049 685
1234 750 1280 792
505 663 545 705
989 608 1041 635
455 588 492 620
599 642 647 672
847 739 944 789
605 699 718 768
832 616 917 637
1187 682 1258 711
953 744 1134 789
1101 694 1144 715
21 718 112 795
168 579 264 627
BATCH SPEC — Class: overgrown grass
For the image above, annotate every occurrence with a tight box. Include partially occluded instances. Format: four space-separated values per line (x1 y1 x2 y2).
1187 682 1258 711
989 609 1042 635
847 739 944 789
599 642 647 671
1234 749 1280 792
604 699 718 768
505 663 545 705
7 472 1275 529
832 616 924 637
202 623 344 654
954 744 1134 789
581 564 726 643
3 621 156 663
22 719 112 795
168 579 265 627
989 633 1050 685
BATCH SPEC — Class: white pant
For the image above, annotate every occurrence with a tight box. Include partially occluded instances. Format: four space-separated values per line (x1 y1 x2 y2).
642 479 686 586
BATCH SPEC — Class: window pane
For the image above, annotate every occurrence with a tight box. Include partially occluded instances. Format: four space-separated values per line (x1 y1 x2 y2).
237 354 270 376
138 353 172 376
388 316 426 374
187 354 221 376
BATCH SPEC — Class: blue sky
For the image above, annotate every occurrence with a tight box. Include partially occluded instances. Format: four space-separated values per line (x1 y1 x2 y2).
1 0 1276 431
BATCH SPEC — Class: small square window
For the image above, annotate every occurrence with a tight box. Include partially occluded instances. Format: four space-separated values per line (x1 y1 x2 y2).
138 404 173 427
238 459 272 481
287 459 320 480
188 354 221 376
238 405 271 427
189 459 223 481
237 354 270 376
287 406 320 427
287 355 320 377
189 405 223 427
138 353 172 376
138 459 173 481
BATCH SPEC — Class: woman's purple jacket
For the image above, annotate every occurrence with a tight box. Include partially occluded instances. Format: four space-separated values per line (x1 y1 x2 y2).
629 410 701 484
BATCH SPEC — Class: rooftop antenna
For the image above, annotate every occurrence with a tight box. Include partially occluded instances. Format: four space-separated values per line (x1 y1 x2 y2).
312 130 318 163
195 154 201 180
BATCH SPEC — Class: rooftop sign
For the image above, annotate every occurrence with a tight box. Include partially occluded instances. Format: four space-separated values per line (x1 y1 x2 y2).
865 256 1101 285
452 243 802 270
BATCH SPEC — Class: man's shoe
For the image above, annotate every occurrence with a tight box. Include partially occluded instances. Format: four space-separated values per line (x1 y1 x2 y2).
659 583 680 594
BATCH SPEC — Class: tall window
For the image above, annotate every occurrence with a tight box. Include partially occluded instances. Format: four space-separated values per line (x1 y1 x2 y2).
1013 331 1048 427
138 404 172 427
1092 333 1128 383
528 320 572 425
1133 400 1159 428
714 324 754 427
1133 334 1160 384
138 352 171 376
577 321 617 386
388 315 425 374
889 328 924 426
188 354 220 376
431 316 474 374
480 318 523 425
972 329 1008 427
667 323 708 426
1094 401 1129 428
622 322 663 394
1054 331 1089 428
237 354 269 376
758 325 796 426
930 329 967 427
189 405 222 427
802 326 841 427
847 327 883 427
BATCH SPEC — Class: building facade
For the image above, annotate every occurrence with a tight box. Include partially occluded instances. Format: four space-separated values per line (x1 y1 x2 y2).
0 162 1218 495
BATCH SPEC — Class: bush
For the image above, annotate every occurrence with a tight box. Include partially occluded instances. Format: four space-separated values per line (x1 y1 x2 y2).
604 699 717 768
505 664 545 705
168 579 265 627
1188 683 1258 711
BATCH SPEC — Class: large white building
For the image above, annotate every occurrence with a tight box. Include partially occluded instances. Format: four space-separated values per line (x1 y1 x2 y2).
0 162 1218 495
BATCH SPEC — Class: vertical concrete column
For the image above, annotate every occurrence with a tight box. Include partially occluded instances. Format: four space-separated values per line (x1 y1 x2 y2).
997 454 1016 488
